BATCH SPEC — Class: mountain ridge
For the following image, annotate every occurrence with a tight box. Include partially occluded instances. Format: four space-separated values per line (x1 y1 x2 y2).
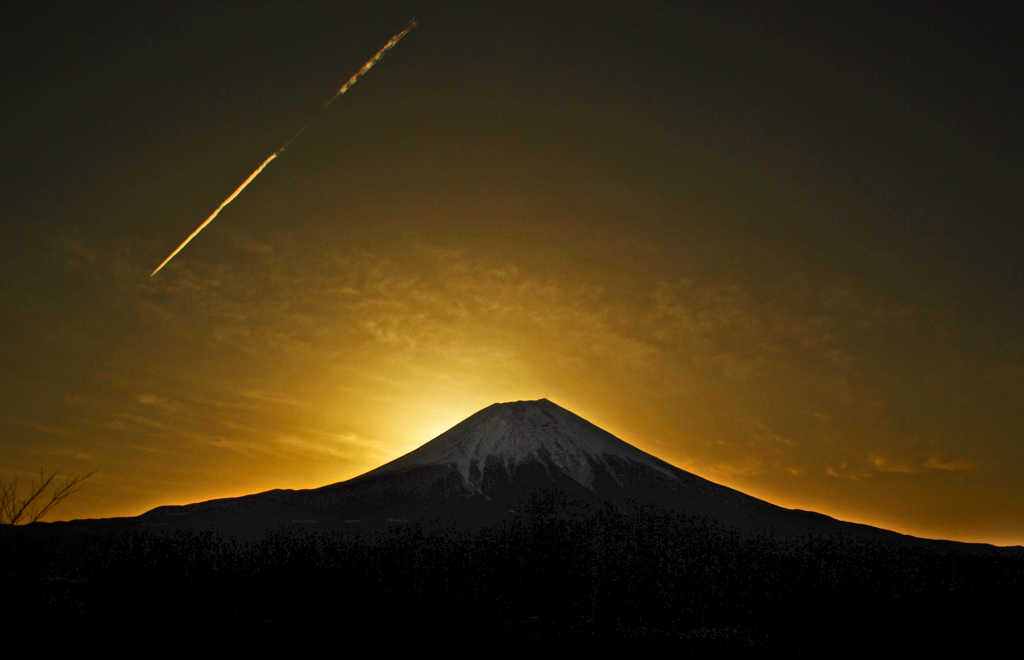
13 397 1019 653
129 398 967 547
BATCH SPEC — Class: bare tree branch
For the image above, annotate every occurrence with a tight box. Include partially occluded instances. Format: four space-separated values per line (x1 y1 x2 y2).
29 470 97 524
0 469 96 526
8 470 56 526
0 480 14 524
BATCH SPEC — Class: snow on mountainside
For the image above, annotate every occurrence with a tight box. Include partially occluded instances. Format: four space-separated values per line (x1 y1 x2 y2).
348 399 806 516
360 398 682 488
140 398 920 543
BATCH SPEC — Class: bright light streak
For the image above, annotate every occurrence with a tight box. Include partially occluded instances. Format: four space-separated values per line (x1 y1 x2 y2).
151 20 417 277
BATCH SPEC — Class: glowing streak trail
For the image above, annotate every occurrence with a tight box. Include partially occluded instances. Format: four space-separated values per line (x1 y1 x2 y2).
152 19 417 276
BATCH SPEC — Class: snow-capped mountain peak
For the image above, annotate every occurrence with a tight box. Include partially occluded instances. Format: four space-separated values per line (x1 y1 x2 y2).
362 398 679 489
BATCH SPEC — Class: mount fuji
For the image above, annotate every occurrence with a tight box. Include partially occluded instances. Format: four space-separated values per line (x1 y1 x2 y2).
141 398 911 541
14 399 1020 653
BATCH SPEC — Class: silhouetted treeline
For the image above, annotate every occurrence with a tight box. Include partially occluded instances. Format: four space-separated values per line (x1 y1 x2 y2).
2 508 1020 653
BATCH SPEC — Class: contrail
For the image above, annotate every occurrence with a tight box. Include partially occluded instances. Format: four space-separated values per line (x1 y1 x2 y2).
152 19 417 277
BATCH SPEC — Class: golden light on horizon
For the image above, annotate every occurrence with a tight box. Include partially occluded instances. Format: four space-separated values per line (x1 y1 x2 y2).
3 3 1022 548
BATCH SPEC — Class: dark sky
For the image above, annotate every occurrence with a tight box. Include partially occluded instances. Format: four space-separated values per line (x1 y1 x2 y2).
2 1 1022 545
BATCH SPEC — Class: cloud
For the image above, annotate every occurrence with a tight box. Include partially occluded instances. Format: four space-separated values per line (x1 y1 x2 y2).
29 423 78 439
136 394 183 412
648 274 867 379
924 456 977 472
237 390 310 409
749 420 796 447
828 453 979 479
272 432 387 463
135 239 668 384
707 460 764 478
868 453 920 474
61 231 995 506
826 462 873 481
108 415 171 434
60 238 98 269
201 437 275 459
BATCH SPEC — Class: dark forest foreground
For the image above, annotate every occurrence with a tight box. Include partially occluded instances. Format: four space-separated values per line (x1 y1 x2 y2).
3 509 1020 655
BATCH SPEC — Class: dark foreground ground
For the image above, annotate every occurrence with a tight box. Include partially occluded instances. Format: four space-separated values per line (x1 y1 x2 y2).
3 507 1021 655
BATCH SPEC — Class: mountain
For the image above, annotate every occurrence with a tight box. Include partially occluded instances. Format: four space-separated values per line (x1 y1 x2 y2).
140 398 920 542
12 399 1020 653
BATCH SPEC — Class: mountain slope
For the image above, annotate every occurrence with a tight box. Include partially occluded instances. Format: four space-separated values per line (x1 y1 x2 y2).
139 399 917 542
19 400 1018 653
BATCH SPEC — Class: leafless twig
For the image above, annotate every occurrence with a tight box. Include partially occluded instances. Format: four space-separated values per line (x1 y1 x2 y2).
0 469 96 526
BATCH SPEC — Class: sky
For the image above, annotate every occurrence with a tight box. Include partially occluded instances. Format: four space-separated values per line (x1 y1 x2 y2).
2 1 1022 546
